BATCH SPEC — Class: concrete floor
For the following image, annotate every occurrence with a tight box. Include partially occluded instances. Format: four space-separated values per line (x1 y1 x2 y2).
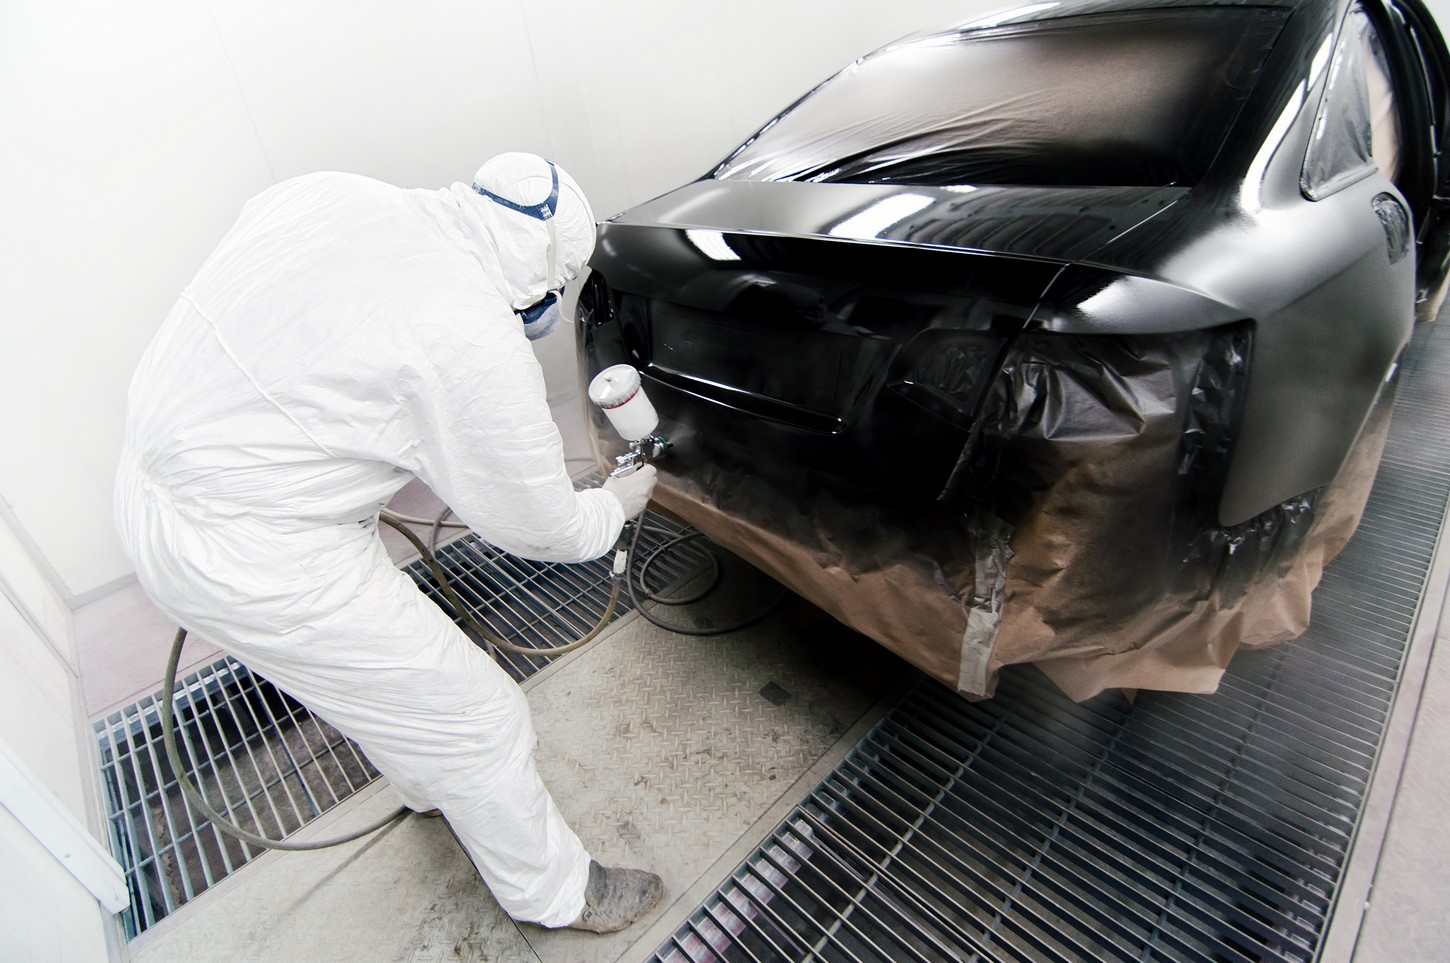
1360 694 1450 956
75 344 1450 962
1340 569 1450 962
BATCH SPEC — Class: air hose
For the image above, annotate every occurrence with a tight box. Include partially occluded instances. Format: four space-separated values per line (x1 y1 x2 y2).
379 511 622 658
624 516 786 636
160 503 779 850
160 626 409 851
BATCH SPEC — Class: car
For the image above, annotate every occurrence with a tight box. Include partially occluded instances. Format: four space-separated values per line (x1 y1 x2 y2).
577 0 1450 700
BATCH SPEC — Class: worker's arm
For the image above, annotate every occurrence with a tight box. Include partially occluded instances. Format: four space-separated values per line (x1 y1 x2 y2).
397 313 625 564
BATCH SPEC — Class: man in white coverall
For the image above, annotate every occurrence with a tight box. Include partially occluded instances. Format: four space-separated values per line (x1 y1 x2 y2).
114 153 662 932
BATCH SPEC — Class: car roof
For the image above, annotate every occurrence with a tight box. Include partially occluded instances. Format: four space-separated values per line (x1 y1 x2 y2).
714 0 1302 190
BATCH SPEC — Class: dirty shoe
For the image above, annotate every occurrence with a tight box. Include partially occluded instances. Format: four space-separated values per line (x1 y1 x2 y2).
567 860 664 933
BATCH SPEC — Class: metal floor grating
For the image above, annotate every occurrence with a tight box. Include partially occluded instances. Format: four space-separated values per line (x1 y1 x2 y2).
96 509 703 938
95 657 382 938
651 318 1450 963
405 513 709 682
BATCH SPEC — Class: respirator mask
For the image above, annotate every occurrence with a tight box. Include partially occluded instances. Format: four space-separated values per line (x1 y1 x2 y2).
517 286 562 341
472 160 564 341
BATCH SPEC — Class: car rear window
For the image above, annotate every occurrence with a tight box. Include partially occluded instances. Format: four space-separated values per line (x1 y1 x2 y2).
713 8 1287 188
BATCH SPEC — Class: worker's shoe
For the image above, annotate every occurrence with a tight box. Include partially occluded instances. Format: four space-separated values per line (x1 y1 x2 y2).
567 860 664 934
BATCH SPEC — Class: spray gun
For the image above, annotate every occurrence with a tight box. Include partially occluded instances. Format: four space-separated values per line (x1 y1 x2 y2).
588 363 670 581
586 364 784 635
588 364 670 477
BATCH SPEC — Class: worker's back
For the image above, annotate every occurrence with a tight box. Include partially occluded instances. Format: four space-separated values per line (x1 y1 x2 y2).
121 172 514 525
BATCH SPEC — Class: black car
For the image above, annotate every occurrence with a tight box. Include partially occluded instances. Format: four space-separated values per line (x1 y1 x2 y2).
579 0 1450 700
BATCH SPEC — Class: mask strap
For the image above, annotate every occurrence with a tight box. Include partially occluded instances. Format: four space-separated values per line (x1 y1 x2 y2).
471 162 559 221
471 160 561 292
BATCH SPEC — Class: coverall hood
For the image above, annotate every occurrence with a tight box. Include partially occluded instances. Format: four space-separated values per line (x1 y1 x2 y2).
444 152 596 312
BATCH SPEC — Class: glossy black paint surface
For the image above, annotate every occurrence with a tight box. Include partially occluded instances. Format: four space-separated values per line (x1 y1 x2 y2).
583 0 1450 528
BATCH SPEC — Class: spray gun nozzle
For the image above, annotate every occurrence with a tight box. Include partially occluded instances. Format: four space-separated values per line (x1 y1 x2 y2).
611 434 669 477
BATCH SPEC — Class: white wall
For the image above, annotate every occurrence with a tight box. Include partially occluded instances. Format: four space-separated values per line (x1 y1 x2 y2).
0 0 982 602
0 809 112 962
0 517 84 809
0 512 115 959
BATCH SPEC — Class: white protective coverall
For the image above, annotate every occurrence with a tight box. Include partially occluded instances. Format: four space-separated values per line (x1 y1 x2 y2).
115 154 619 926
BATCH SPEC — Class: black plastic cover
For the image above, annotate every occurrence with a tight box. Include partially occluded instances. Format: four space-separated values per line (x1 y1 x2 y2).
714 9 1286 188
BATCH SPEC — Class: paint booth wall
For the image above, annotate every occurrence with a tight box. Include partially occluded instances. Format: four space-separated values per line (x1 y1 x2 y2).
0 0 988 602
0 513 110 960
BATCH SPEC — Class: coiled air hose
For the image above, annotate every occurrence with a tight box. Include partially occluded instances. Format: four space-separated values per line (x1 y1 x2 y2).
624 514 786 636
160 502 780 849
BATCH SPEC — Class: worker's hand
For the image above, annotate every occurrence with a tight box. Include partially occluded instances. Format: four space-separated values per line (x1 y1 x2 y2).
603 464 657 518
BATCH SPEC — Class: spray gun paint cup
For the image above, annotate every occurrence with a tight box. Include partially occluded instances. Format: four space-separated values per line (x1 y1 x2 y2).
588 364 659 442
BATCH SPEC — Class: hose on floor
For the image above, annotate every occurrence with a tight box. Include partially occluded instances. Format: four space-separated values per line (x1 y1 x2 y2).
389 503 783 640
161 502 777 849
160 626 411 851
379 511 621 658
624 516 787 636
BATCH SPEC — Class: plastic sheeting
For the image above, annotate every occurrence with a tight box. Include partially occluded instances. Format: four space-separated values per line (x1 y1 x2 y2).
1303 4 1402 198
713 9 1285 188
601 324 1396 701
